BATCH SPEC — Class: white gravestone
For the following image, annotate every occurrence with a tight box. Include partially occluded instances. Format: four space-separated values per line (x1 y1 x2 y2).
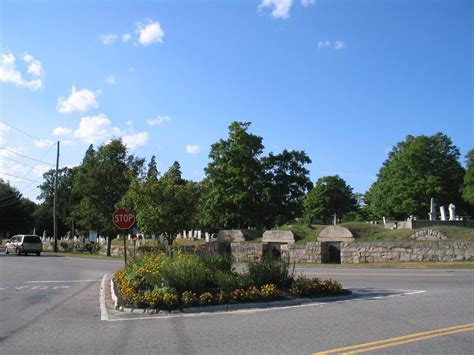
429 198 437 221
448 203 456 221
440 206 447 221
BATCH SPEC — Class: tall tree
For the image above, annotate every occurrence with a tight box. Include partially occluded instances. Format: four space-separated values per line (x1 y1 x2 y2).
201 122 265 228
461 149 474 208
365 133 465 219
72 139 143 255
303 175 358 224
261 149 313 226
35 167 76 237
0 179 36 238
122 159 201 243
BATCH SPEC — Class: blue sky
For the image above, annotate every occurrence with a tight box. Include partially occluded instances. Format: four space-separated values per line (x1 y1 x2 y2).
0 0 472 202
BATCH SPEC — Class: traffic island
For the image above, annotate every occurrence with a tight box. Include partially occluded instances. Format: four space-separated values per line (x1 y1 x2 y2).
110 253 348 313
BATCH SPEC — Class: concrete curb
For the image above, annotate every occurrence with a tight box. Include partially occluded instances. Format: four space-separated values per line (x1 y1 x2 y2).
110 278 353 315
110 277 119 309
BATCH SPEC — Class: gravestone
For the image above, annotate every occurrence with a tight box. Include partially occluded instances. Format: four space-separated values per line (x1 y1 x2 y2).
440 206 447 221
449 203 456 221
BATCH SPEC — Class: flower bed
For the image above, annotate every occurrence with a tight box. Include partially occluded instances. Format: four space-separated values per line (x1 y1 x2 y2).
113 252 345 311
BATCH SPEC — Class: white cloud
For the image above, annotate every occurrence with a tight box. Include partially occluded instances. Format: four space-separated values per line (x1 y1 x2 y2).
136 20 165 45
335 40 347 50
122 33 131 42
23 53 43 76
317 40 331 49
52 126 72 136
105 75 117 85
259 0 293 19
146 116 171 126
186 144 201 154
317 40 347 50
301 0 315 7
100 33 118 45
74 114 120 143
0 53 43 91
122 131 149 149
34 139 54 148
57 85 100 114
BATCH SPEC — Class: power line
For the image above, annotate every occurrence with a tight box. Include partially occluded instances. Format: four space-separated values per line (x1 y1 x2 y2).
0 119 55 145
0 147 55 166
1 155 38 170
0 171 43 183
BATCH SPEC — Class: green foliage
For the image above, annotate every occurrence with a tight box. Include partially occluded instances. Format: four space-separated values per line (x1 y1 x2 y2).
208 270 254 291
261 149 313 227
247 257 294 287
36 167 76 237
160 254 209 292
303 175 358 224
289 277 343 297
199 253 232 272
0 179 36 238
201 122 312 229
461 149 474 208
201 122 265 228
59 240 101 254
71 140 144 255
365 133 465 219
122 159 201 245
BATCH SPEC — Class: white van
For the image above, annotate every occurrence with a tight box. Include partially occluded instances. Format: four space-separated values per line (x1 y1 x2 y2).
5 235 42 256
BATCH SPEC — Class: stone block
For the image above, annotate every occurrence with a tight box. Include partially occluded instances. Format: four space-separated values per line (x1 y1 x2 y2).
262 230 295 244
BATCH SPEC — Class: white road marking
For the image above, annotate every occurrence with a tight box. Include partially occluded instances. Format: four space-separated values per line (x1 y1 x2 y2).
99 274 109 321
104 289 427 322
25 279 100 283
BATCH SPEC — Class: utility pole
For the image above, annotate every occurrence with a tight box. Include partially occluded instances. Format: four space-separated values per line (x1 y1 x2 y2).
53 141 60 252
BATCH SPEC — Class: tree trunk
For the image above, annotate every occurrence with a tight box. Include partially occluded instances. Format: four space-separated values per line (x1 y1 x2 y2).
107 236 112 256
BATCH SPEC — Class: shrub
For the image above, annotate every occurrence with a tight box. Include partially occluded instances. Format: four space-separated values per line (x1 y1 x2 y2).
230 288 247 303
199 254 232 272
198 292 214 306
160 254 209 292
245 286 261 301
215 290 227 304
260 284 278 299
181 291 198 307
209 270 254 291
248 257 294 287
124 253 169 291
289 277 343 297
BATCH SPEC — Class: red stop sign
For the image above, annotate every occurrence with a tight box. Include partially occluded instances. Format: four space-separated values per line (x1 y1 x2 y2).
112 208 135 229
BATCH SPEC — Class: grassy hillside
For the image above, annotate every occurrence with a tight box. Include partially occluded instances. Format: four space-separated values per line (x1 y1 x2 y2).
277 222 474 244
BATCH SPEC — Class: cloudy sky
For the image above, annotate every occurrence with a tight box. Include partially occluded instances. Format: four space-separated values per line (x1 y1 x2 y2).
0 0 472 202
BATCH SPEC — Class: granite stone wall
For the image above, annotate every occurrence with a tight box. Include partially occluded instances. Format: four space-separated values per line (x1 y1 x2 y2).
281 242 321 263
230 242 263 262
341 241 472 263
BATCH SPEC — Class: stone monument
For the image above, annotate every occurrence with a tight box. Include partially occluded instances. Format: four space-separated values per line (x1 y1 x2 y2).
440 206 447 221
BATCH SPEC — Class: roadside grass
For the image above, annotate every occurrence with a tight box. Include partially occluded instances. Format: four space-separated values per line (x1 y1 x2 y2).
295 261 474 269
43 251 123 260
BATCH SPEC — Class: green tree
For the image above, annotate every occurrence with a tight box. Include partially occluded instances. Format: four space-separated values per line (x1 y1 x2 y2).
0 179 36 238
72 140 144 255
122 160 201 245
303 175 358 224
461 149 474 207
201 122 265 228
35 167 76 237
261 149 313 226
365 133 465 219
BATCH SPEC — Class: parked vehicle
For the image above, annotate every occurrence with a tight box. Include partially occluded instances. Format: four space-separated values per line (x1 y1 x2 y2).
5 235 42 256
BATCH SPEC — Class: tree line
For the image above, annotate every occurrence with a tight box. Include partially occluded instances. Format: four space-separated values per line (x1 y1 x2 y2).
1 122 473 247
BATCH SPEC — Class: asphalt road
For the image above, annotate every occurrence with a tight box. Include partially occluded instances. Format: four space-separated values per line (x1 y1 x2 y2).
0 252 473 354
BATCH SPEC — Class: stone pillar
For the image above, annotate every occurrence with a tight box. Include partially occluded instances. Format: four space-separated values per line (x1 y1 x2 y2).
440 206 447 221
